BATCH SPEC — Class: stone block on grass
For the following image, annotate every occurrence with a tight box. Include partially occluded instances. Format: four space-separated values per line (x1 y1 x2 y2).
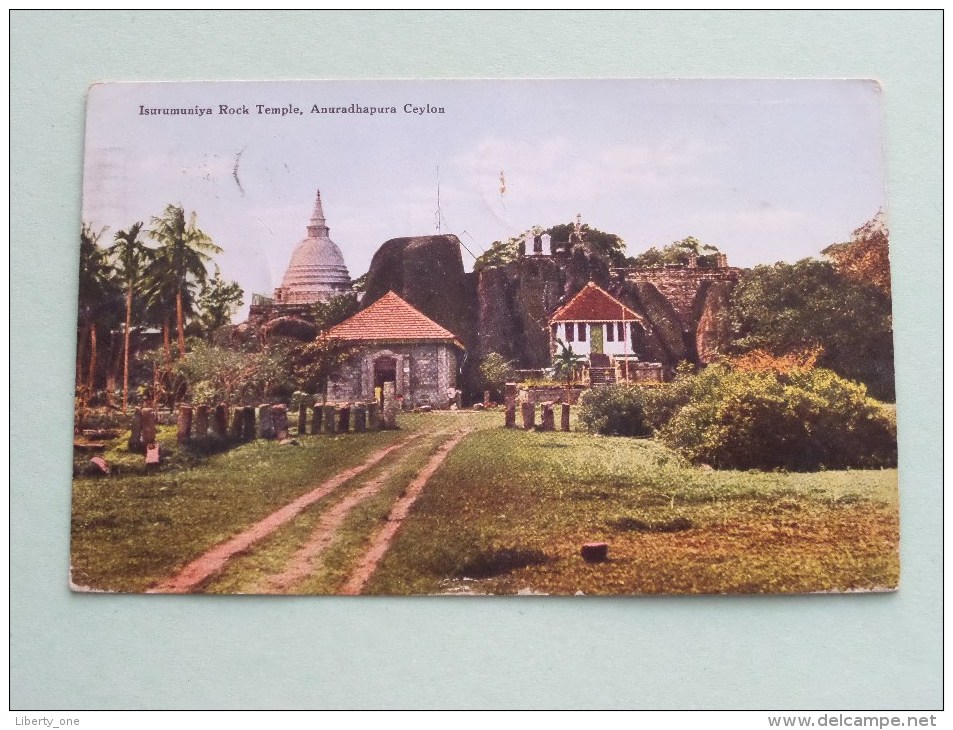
521 401 535 430
322 405 336 435
177 405 193 445
194 404 209 439
581 542 609 563
258 404 275 439
273 404 289 440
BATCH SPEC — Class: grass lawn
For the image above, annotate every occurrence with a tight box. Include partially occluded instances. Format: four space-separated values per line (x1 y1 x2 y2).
366 413 899 595
70 425 407 592
201 426 456 594
71 410 898 595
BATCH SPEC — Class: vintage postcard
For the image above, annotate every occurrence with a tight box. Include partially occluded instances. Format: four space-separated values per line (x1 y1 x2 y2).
72 80 897 595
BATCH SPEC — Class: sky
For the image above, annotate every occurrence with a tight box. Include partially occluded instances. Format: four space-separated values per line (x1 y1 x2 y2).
82 79 886 320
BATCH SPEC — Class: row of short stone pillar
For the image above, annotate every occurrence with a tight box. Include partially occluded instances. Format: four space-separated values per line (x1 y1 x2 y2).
128 398 396 452
502 383 571 432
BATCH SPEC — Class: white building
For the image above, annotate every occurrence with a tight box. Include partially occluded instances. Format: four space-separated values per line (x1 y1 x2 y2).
548 282 648 359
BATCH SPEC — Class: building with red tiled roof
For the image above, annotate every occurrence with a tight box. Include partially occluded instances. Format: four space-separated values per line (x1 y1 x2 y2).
323 291 464 408
549 282 651 365
323 291 463 347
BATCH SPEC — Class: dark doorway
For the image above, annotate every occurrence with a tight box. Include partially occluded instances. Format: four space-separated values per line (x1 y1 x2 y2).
373 356 397 402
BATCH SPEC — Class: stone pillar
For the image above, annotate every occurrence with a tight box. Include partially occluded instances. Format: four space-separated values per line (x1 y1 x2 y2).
336 405 350 433
382 382 399 429
540 402 555 432
273 404 289 440
128 407 143 453
242 406 256 441
353 403 367 433
521 401 535 430
141 408 157 446
504 383 517 429
213 404 229 440
310 403 323 435
194 405 209 439
230 407 243 441
367 401 380 431
297 403 308 435
483 390 491 407
177 405 193 445
321 405 336 435
258 404 276 439
561 403 571 432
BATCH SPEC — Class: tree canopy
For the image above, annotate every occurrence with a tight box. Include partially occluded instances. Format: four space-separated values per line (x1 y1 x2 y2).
629 236 721 268
473 221 628 271
311 293 361 333
195 266 244 340
109 222 149 409
724 257 894 400
822 212 891 296
148 204 223 356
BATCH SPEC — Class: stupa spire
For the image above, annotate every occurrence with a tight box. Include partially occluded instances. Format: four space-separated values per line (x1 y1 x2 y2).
307 188 329 237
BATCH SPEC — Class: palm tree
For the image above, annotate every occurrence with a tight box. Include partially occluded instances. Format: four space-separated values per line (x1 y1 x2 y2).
552 338 585 396
77 222 115 391
142 256 176 365
148 204 222 357
195 266 244 342
109 222 148 410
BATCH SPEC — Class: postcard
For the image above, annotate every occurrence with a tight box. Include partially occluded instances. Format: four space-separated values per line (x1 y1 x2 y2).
72 80 897 595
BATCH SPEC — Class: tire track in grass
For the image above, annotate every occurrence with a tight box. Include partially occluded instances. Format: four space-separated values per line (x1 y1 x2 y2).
257 431 454 594
339 428 472 595
150 433 422 593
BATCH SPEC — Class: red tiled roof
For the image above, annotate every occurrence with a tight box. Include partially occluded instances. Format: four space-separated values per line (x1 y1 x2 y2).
323 291 463 346
549 282 643 323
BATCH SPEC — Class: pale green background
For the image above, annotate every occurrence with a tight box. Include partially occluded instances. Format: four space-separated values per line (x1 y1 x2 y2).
10 11 941 709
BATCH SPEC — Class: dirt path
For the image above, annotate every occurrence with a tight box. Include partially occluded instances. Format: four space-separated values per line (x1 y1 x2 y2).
258 431 455 593
339 428 472 595
150 433 422 593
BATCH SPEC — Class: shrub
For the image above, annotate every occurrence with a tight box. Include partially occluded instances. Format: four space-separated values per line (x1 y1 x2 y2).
479 352 515 399
641 363 721 431
577 384 653 437
658 367 896 471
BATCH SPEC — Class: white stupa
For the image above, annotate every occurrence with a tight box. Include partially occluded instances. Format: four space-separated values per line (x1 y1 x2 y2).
273 189 351 304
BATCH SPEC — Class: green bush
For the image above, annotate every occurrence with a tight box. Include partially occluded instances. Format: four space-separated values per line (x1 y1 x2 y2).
658 366 896 471
640 362 718 430
578 384 653 437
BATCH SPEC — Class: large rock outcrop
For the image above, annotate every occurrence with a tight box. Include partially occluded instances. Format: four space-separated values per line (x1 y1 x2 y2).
358 232 738 391
694 280 734 363
475 244 611 368
362 235 476 347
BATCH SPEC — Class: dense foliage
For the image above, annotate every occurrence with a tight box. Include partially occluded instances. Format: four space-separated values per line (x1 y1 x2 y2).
546 221 628 266
724 257 894 400
194 267 244 340
473 221 628 270
171 342 289 406
311 293 361 333
478 352 514 398
473 236 521 271
577 383 653 437
654 364 896 471
77 210 244 408
629 236 722 268
822 213 891 297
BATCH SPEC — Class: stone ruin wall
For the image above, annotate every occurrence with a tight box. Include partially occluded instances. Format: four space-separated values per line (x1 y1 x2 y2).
614 266 742 331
